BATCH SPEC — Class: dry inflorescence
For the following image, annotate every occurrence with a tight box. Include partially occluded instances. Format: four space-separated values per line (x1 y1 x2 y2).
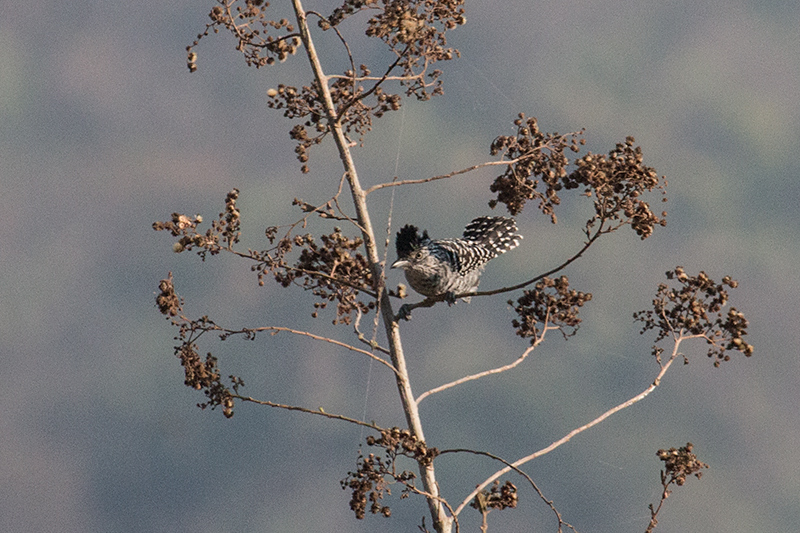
188 1 463 172
470 480 518 512
511 275 592 342
328 0 465 99
490 115 667 242
154 190 376 326
152 189 241 259
656 442 708 486
341 427 439 520
634 267 753 366
154 276 238 418
188 1 300 71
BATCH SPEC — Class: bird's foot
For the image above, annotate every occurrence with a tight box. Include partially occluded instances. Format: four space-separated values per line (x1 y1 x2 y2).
395 304 413 321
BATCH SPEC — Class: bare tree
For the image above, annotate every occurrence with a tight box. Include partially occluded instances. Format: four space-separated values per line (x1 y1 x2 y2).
155 2 753 532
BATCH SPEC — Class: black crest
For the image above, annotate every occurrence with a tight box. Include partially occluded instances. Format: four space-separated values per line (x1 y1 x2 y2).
395 224 429 259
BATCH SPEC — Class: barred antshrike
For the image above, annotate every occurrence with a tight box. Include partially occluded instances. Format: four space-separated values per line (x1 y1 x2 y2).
391 216 522 305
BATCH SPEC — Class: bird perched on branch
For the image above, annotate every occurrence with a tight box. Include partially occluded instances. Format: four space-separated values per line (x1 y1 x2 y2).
391 216 522 306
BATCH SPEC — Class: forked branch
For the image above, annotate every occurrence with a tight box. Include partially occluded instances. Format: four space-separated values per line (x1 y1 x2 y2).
454 336 686 517
439 448 579 533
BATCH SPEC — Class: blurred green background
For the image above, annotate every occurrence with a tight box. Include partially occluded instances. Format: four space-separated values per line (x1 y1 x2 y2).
2 1 798 531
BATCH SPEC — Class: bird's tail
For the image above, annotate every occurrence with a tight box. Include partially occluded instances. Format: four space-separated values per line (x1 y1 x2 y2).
462 216 522 256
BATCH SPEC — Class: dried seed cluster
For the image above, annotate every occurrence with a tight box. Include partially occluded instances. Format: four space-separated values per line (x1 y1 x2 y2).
156 273 182 317
490 114 582 218
646 442 709 532
470 480 518 513
178 345 236 419
155 190 375 325
267 69 401 172
341 427 438 520
511 276 592 342
571 137 667 239
490 115 667 241
187 1 300 71
263 226 376 325
154 277 239 418
366 426 439 466
656 442 708 486
152 189 241 259
266 0 458 173
359 0 465 99
327 0 465 99
188 1 463 171
634 267 753 366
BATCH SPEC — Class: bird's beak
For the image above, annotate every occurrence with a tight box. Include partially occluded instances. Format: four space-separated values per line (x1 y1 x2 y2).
390 259 409 269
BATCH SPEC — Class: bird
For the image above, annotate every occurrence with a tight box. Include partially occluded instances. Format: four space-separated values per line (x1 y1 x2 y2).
390 216 522 306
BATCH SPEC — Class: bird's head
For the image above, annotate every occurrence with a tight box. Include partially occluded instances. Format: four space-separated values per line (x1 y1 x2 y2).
391 224 431 270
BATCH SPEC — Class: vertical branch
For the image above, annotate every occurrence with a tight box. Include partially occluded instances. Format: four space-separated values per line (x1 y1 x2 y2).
289 2 451 531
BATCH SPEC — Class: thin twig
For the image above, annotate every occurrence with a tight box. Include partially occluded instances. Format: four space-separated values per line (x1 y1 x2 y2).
353 309 390 355
216 324 399 376
365 159 512 195
306 11 357 99
438 448 578 533
467 220 607 297
330 172 368 234
399 484 460 533
645 479 671 533
235 395 383 430
364 133 580 195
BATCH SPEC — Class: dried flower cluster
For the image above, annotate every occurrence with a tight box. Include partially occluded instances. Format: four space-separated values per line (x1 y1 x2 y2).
470 480 518 512
266 83 326 174
262 226 376 324
327 0 465 99
366 426 440 466
341 452 401 519
155 190 375 325
189 1 462 172
330 68 403 136
634 267 753 366
188 0 300 72
178 344 237 419
511 276 592 342
490 115 667 240
267 69 401 172
156 273 182 317
489 114 584 218
570 136 668 239
155 277 238 418
152 189 241 259
341 427 438 520
646 443 709 533
656 442 708 486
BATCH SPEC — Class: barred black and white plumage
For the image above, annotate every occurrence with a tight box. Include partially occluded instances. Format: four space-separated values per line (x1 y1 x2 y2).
391 216 522 303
